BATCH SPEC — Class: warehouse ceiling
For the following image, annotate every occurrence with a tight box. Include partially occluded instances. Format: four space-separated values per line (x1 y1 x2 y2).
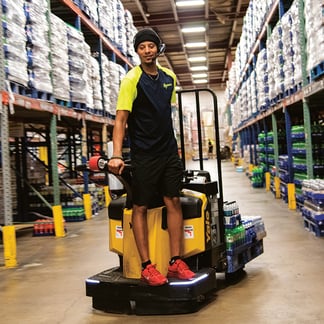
120 0 250 91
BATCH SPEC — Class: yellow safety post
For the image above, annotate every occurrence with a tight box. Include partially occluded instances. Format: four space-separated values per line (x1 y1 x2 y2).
103 185 111 207
52 205 66 237
3 225 17 268
287 183 296 210
265 172 271 191
39 146 49 185
274 176 281 198
83 193 92 220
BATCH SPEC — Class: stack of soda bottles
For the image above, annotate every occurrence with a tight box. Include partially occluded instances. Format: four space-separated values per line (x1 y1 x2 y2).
251 166 265 188
33 219 55 236
224 201 245 249
62 206 85 222
224 201 266 273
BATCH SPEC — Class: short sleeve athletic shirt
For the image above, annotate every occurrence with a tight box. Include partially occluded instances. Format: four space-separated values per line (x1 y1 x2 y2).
116 64 178 157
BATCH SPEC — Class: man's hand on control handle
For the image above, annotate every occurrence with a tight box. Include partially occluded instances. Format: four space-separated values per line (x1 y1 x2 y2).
108 158 125 175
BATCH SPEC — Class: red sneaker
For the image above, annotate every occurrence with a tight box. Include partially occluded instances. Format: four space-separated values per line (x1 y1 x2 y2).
167 259 195 280
141 264 168 286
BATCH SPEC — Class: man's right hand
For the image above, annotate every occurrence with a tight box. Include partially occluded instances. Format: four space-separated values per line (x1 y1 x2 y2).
108 158 125 175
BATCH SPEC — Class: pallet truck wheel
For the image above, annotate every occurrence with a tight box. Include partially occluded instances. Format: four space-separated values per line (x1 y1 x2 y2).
89 156 107 171
225 268 246 283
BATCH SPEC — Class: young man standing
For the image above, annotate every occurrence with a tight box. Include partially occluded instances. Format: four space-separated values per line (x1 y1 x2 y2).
108 28 195 286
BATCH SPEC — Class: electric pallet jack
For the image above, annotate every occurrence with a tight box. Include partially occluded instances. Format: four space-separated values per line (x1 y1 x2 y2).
84 89 263 315
85 155 225 315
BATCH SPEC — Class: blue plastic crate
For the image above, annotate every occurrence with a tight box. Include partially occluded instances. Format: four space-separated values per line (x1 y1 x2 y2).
55 98 70 107
308 191 324 202
296 193 305 205
293 163 307 172
224 214 242 229
70 101 86 111
279 170 289 183
293 178 303 187
303 217 324 237
302 207 324 223
27 87 53 101
227 240 264 273
1 0 8 14
310 61 324 81
7 80 27 96
278 162 288 170
280 183 288 195
291 133 305 140
292 148 306 155
266 147 274 153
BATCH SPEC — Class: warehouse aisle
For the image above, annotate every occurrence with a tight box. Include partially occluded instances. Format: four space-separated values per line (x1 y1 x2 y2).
0 161 323 324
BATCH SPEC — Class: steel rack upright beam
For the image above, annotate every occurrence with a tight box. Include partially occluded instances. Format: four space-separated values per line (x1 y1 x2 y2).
251 124 257 165
248 126 253 165
49 118 65 236
0 4 12 226
298 0 313 179
50 116 60 205
1 1 17 267
46 0 65 236
271 114 279 177
0 92 13 226
262 118 268 171
284 109 294 183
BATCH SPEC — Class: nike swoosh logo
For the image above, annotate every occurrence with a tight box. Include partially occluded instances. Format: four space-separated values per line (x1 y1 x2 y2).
163 83 172 89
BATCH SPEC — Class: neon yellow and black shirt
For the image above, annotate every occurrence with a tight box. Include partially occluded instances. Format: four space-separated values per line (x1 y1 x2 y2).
116 64 178 157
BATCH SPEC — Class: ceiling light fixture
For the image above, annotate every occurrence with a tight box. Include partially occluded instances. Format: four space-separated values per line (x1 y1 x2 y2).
185 42 206 48
192 73 208 78
188 56 207 62
176 0 205 7
193 79 208 84
190 66 208 71
181 26 206 33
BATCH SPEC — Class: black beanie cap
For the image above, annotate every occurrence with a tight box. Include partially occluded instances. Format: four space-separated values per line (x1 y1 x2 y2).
133 28 161 51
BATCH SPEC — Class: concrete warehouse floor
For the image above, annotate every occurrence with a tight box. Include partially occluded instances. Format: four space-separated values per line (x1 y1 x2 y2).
1 160 323 324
